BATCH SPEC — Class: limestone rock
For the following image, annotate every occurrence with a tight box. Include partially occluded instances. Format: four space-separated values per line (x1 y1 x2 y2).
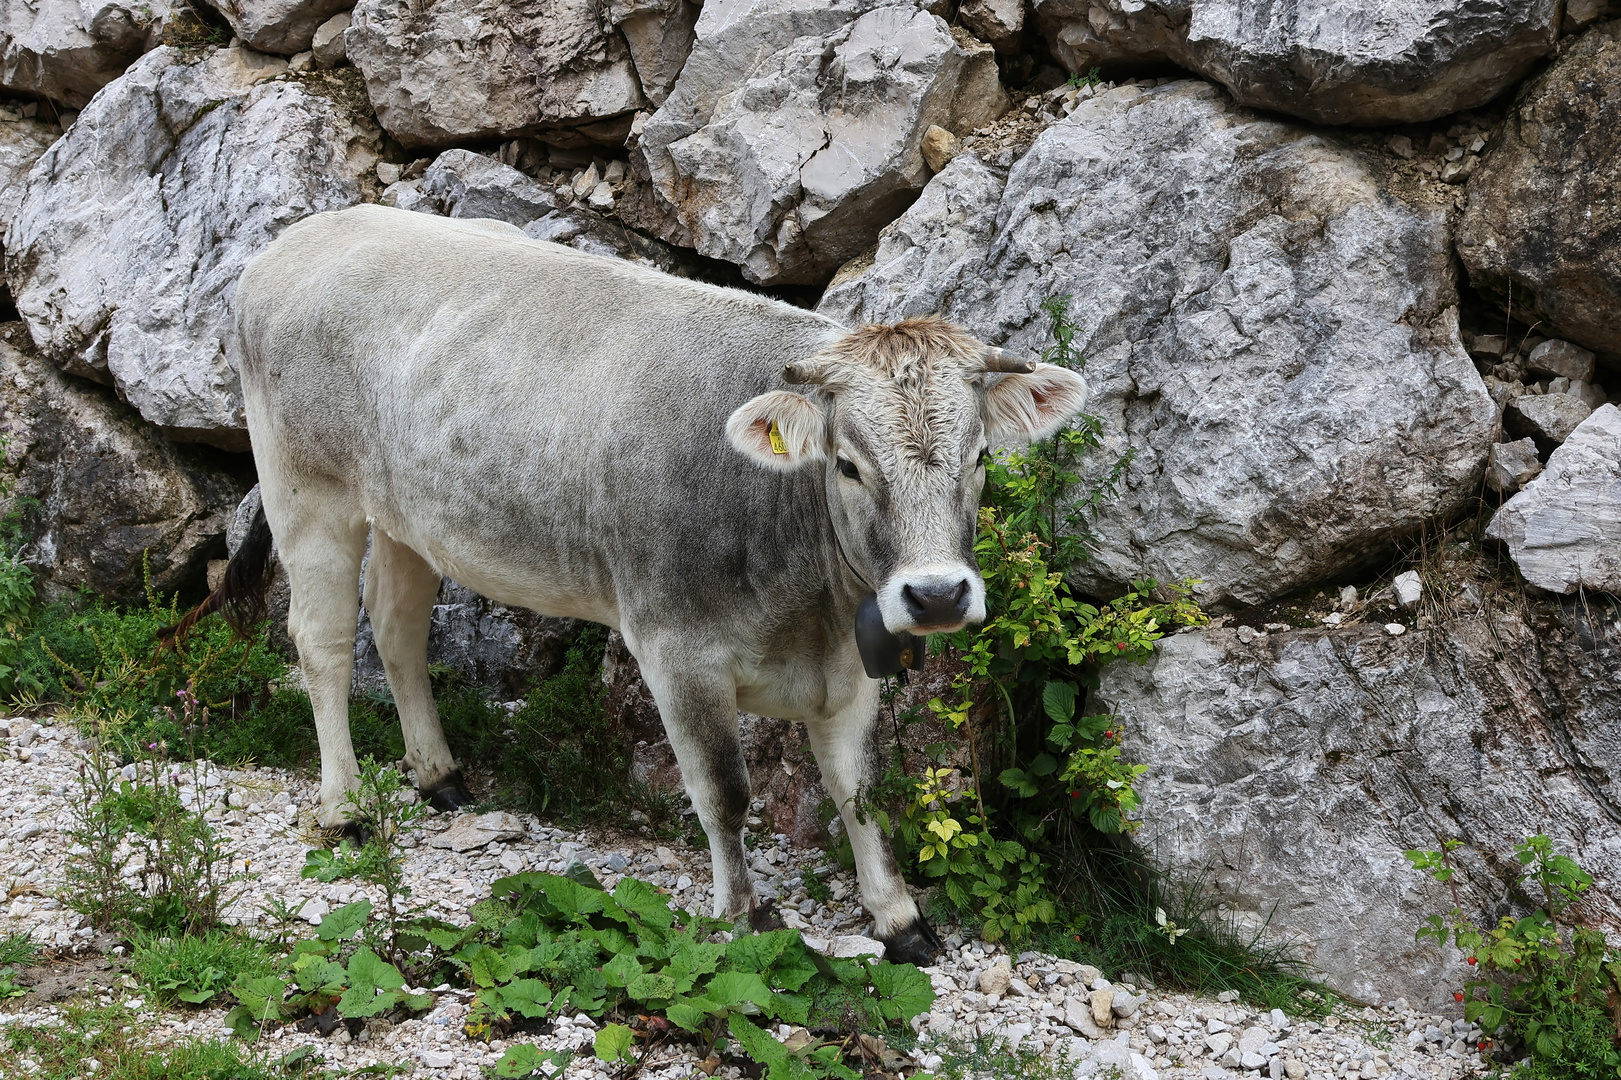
391 148 697 279
4 47 383 450
310 10 348 69
977 957 1011 995
1098 601 1621 1009
828 935 886 959
201 0 351 55
959 0 1023 52
347 0 646 149
607 0 699 107
1393 570 1422 609
0 0 169 107
636 0 1010 285
427 811 528 852
1064 995 1107 1038
820 81 1495 607
0 325 249 603
1459 23 1621 359
1032 0 1558 126
1486 438 1542 495
1505 392 1592 454
920 124 957 172
1486 405 1621 595
1526 340 1597 384
0 112 57 237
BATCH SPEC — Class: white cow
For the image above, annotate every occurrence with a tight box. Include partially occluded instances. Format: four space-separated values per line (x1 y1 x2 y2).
186 205 1087 961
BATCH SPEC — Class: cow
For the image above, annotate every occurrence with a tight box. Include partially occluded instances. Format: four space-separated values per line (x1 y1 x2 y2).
188 204 1088 962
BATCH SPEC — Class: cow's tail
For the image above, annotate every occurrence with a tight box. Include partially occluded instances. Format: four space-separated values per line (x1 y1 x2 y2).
160 502 275 646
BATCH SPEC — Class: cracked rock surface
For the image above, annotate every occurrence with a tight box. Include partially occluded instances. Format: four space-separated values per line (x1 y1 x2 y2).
634 0 1009 285
820 79 1495 608
3 46 383 450
1031 0 1559 126
1099 597 1621 1011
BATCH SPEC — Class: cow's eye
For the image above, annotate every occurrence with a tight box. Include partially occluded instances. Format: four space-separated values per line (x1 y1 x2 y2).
836 457 861 481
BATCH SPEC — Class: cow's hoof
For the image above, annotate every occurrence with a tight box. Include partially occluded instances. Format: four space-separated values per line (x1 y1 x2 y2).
749 899 785 932
334 821 371 848
881 917 943 966
424 770 474 812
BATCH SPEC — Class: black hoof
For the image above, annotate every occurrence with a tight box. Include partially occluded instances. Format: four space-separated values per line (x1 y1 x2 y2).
749 899 784 933
424 769 474 812
334 821 371 848
881 917 944 966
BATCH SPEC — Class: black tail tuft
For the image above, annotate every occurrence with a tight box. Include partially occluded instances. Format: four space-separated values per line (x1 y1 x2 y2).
160 501 275 646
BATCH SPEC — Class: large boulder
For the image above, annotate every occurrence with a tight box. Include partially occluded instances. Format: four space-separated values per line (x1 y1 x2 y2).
4 47 383 451
1031 0 1559 126
0 0 168 108
200 0 352 55
1486 404 1621 595
1098 601 1621 1010
1458 20 1621 363
0 324 249 603
820 81 1496 608
634 0 1010 285
347 0 648 149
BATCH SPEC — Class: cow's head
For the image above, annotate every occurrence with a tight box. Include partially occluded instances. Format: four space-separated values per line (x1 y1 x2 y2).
726 317 1088 636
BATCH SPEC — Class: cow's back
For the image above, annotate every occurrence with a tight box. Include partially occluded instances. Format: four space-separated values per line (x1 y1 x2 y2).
236 205 845 633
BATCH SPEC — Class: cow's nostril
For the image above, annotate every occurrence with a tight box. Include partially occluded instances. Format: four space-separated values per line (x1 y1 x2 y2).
902 580 973 625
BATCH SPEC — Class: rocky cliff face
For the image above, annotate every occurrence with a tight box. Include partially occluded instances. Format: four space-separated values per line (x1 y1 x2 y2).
1099 596 1621 1011
0 0 1618 1010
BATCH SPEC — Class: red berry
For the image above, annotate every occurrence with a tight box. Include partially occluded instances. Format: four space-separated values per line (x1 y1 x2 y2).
1466 957 1477 965
1069 790 1080 799
1454 992 1465 1002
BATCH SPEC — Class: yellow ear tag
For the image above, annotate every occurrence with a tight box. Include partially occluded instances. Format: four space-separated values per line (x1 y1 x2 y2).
768 420 788 456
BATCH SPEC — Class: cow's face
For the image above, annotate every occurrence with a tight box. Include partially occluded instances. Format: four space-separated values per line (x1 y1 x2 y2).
727 317 1088 635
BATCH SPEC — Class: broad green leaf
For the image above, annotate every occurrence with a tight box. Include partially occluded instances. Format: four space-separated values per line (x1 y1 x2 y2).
494 1044 572 1079
602 951 643 989
468 945 515 988
1043 681 1077 724
726 929 796 973
704 971 774 1014
229 975 289 1023
594 1023 635 1064
612 877 676 928
339 946 407 1017
498 979 553 1019
665 998 715 1032
868 963 934 1023
316 899 373 941
626 972 676 1002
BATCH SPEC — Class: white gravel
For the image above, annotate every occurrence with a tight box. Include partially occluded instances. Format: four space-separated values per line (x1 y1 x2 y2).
1 716 1498 1079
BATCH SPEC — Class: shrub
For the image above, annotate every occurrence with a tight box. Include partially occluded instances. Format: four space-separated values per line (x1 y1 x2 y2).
1407 834 1621 1077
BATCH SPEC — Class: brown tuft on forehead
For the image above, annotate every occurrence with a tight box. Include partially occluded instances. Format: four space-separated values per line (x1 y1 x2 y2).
823 316 986 380
801 316 986 469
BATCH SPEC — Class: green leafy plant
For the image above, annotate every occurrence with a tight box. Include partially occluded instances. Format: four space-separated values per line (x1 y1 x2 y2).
0 437 40 701
299 757 427 968
868 297 1205 944
61 693 245 935
1407 834 1621 1077
127 929 278 1006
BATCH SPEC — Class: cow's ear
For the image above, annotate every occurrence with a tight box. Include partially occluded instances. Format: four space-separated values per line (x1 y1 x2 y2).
726 390 827 471
983 363 1089 443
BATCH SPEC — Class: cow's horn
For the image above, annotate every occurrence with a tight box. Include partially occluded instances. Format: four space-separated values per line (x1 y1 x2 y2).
782 361 827 384
980 346 1037 374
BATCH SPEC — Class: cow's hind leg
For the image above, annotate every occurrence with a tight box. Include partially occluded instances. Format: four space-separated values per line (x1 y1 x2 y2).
633 650 754 921
269 485 369 831
364 530 471 810
805 679 939 964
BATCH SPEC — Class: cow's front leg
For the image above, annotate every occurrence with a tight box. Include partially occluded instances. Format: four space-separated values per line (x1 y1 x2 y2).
633 653 754 921
804 679 940 965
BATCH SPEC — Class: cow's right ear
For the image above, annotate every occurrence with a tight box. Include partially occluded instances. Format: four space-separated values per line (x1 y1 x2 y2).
726 390 827 471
